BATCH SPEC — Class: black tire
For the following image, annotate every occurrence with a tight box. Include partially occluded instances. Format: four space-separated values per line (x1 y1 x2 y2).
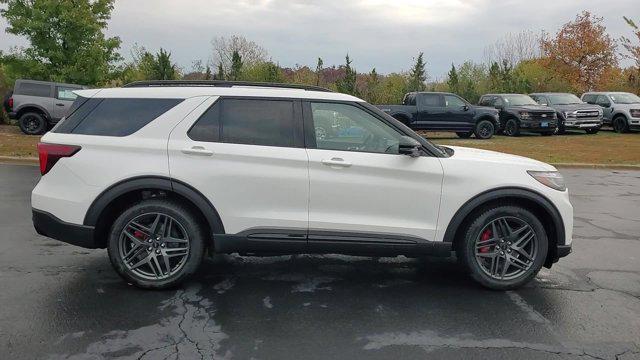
457 205 548 290
613 116 629 133
540 131 554 136
555 123 566 135
585 128 599 134
18 112 47 135
456 131 473 139
504 118 520 136
474 120 495 140
107 198 207 289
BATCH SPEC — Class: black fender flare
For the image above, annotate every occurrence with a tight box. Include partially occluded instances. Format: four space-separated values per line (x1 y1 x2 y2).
83 176 225 234
473 114 500 128
442 187 565 245
16 104 52 120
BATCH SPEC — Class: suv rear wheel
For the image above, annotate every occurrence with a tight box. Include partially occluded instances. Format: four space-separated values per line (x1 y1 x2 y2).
19 112 47 135
474 120 495 139
458 205 548 290
107 199 206 289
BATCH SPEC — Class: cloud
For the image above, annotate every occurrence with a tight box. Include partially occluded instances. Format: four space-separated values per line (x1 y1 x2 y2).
0 0 636 78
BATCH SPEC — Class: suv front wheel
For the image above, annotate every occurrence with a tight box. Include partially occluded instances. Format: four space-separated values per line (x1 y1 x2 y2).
107 199 206 289
458 205 548 290
474 120 495 139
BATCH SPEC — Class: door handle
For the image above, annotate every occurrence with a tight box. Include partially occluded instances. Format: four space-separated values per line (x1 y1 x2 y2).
321 158 352 167
55 103 65 106
181 146 214 156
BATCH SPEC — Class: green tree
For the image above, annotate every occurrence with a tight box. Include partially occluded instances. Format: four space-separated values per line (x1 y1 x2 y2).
408 52 427 91
204 65 212 80
150 49 179 80
0 0 121 85
364 68 381 103
336 54 357 95
447 64 459 94
216 63 224 80
230 51 243 80
315 57 324 86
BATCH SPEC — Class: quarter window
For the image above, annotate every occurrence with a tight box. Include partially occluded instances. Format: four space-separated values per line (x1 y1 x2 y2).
16 82 51 97
310 102 404 154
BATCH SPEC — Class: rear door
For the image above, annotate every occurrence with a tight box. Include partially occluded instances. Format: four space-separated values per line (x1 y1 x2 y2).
52 86 81 120
416 93 446 128
168 96 310 239
304 100 443 249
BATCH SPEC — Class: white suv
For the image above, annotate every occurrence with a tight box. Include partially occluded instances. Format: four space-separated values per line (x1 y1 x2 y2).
32 81 573 290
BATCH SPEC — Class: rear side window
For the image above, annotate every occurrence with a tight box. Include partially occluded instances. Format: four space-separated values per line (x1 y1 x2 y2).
189 98 295 147
54 98 183 136
420 94 443 107
16 82 51 97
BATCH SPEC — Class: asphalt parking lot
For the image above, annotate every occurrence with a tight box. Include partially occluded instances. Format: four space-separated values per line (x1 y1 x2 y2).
0 163 639 360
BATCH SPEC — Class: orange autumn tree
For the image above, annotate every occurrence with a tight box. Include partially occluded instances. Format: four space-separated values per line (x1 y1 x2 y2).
541 11 618 93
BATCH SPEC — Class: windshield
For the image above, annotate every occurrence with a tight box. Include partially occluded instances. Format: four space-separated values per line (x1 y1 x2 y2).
547 94 582 105
610 93 640 104
503 95 537 106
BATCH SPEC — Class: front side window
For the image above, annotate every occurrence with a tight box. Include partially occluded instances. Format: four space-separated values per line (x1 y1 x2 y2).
444 95 466 108
56 87 79 101
310 102 404 155
596 95 611 107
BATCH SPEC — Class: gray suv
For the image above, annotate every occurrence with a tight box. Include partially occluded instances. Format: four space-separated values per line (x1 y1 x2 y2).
581 92 640 133
7 79 85 135
530 93 602 134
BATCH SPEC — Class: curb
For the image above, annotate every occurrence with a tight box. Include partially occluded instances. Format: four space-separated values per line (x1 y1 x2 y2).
1 155 638 170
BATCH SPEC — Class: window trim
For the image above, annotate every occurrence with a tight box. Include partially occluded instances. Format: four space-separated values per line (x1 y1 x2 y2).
187 96 305 149
302 99 441 157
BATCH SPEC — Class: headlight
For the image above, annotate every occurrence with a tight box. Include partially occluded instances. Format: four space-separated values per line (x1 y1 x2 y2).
528 171 566 191
630 109 640 118
520 111 531 119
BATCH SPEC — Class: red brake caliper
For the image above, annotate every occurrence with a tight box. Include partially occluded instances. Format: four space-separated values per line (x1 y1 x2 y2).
134 230 147 240
479 229 492 253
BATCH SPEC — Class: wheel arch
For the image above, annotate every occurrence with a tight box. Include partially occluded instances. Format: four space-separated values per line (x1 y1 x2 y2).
84 176 225 249
443 187 565 267
16 104 51 121
391 112 411 125
475 115 499 128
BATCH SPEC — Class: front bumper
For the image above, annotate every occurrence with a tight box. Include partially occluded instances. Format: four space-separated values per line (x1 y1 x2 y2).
519 120 557 132
563 118 602 129
32 209 98 249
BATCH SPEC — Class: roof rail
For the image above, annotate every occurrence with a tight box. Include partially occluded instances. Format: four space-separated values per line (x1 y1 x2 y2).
122 80 333 92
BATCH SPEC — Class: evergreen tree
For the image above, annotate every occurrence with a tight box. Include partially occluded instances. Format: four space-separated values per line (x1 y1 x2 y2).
336 54 357 95
447 63 459 94
204 65 212 80
408 52 427 91
216 63 224 80
315 57 324 86
230 51 243 80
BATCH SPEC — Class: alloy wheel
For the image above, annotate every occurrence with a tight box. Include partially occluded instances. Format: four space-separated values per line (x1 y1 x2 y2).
474 216 537 281
118 212 190 280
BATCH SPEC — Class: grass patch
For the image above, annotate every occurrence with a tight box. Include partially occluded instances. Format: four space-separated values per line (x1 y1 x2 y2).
0 125 40 158
427 130 640 165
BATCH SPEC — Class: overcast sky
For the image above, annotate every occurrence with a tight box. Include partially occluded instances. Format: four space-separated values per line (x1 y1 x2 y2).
1 0 638 79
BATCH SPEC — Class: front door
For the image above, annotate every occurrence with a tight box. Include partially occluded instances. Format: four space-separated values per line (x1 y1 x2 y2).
304 101 444 249
168 96 309 238
52 86 81 120
443 94 474 131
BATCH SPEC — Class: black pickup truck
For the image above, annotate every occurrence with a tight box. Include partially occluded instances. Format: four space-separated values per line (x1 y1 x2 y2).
478 94 558 136
377 92 500 139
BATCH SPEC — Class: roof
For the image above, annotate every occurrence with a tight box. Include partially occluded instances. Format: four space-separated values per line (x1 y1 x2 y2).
481 93 530 97
529 92 575 95
16 78 85 88
75 82 363 102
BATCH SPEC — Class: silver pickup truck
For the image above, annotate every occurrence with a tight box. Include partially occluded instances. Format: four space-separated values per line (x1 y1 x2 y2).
7 79 85 135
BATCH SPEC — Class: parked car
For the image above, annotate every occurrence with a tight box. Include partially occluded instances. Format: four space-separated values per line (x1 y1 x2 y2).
529 93 602 134
581 92 640 133
377 92 500 139
32 80 573 290
7 79 85 135
478 94 558 136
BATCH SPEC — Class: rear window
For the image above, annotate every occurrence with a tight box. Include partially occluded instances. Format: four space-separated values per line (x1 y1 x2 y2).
16 82 51 97
54 98 183 136
188 98 295 147
420 94 442 107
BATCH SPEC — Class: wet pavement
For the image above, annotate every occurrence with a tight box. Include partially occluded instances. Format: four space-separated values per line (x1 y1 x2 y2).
0 163 639 360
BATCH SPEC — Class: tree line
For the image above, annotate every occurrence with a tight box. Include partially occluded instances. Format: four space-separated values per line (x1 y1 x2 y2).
1 1 639 124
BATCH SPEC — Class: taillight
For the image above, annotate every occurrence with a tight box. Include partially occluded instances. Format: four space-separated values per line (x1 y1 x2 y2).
7 97 13 110
37 143 81 175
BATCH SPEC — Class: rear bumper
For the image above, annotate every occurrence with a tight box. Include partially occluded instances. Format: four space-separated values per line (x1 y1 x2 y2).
32 209 98 249
8 111 17 119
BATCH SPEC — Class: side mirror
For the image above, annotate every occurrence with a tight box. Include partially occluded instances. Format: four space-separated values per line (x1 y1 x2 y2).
398 136 421 157
462 105 469 111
